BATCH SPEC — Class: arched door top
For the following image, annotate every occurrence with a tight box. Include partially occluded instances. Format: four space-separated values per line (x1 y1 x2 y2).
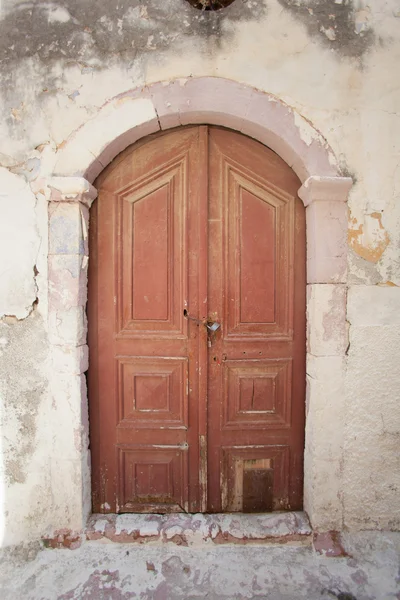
43 79 353 533
52 77 341 185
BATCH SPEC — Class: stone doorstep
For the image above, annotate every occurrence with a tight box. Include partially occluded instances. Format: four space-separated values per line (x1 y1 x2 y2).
43 513 349 555
56 511 313 549
86 511 313 547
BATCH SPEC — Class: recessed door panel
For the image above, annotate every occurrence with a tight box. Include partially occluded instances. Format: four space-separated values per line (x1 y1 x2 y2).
132 187 170 321
117 162 186 337
225 166 295 339
117 446 189 513
117 357 188 428
239 189 276 324
222 359 292 429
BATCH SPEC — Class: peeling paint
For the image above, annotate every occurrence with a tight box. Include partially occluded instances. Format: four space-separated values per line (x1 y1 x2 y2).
377 281 398 287
348 211 390 263
0 168 41 319
294 111 323 146
354 6 372 35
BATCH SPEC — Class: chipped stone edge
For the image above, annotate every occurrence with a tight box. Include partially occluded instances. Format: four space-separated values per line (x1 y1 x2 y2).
43 512 313 550
46 176 98 207
298 175 353 207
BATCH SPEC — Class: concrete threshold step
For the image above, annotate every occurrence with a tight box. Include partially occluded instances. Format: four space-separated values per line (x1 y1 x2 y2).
85 511 312 547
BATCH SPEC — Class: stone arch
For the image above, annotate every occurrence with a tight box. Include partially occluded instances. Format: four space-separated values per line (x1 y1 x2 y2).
53 77 340 185
45 77 352 532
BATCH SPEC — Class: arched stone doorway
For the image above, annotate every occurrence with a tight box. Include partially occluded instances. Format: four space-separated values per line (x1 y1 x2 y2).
45 77 352 530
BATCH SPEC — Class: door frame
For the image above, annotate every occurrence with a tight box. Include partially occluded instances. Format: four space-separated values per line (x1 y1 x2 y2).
44 77 352 532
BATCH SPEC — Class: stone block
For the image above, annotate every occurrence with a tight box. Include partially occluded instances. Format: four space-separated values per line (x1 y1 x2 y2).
47 177 97 207
50 456 87 531
306 200 348 284
299 176 352 206
52 344 88 374
243 96 306 177
54 141 103 181
178 78 253 131
55 96 159 179
307 256 347 285
49 203 88 256
96 119 159 171
304 459 343 531
88 512 311 545
294 141 340 184
150 80 187 129
50 373 87 454
49 254 88 310
306 355 346 454
244 96 339 182
48 306 87 346
304 355 345 530
307 284 348 356
85 97 159 161
305 355 345 492
115 514 161 538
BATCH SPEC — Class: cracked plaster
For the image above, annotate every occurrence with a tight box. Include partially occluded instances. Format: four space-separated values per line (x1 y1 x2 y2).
0 168 41 319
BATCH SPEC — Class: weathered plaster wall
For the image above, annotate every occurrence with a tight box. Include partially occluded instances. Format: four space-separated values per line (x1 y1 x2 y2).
0 0 399 546
345 286 400 530
0 169 50 546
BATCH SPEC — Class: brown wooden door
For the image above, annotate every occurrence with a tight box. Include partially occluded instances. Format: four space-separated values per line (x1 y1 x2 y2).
88 126 305 514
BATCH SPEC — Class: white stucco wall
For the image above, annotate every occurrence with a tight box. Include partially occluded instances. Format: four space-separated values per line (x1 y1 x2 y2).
0 0 399 547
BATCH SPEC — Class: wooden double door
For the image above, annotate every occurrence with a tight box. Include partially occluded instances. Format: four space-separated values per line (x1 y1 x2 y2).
88 126 305 514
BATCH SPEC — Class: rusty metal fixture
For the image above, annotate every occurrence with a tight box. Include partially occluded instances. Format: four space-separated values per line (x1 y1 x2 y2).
185 0 236 10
